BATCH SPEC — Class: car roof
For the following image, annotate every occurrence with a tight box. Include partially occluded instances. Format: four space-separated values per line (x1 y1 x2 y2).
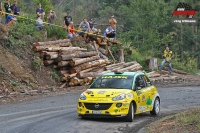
102 72 145 76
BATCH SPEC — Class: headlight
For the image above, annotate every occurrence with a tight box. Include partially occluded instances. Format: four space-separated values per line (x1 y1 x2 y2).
80 93 86 100
112 93 126 101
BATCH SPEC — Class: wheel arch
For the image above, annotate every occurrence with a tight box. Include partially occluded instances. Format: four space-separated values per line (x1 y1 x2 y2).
131 100 137 113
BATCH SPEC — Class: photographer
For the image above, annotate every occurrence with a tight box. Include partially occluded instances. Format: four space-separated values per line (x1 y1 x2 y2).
105 25 116 38
47 9 57 29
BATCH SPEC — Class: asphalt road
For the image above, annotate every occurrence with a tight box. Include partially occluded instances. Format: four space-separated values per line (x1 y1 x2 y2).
0 86 200 133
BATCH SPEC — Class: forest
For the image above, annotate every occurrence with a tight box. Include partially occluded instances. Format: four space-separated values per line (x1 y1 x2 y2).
3 0 200 73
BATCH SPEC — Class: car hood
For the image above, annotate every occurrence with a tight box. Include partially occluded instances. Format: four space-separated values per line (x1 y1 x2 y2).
83 89 132 99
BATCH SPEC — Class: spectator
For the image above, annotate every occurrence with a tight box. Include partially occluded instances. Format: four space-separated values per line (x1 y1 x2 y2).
159 46 174 74
78 18 91 35
36 14 44 30
105 25 116 38
108 15 117 38
64 11 72 27
10 0 20 15
36 3 45 20
47 9 57 29
4 0 11 18
5 10 17 26
67 21 75 39
88 19 97 33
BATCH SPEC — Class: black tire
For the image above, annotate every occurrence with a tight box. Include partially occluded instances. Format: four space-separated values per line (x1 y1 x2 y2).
150 97 160 115
125 102 134 122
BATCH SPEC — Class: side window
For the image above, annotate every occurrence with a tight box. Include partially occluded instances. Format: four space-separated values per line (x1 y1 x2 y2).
134 76 146 90
143 75 152 87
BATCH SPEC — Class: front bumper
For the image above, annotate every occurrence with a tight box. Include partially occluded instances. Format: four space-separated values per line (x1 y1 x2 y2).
77 102 130 117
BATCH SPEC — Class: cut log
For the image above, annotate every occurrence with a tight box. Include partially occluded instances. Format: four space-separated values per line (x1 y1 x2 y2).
69 55 100 66
163 67 189 75
46 47 87 52
77 72 100 79
98 47 108 55
116 63 142 72
33 46 47 52
44 60 54 66
35 39 71 46
67 73 77 80
60 82 67 88
58 51 81 56
96 37 102 44
108 48 116 63
58 61 70 67
105 62 125 69
58 70 69 75
83 77 93 83
57 51 98 61
39 51 47 58
45 53 58 60
69 82 74 86
119 49 124 62
70 59 109 74
73 77 83 86
98 50 108 59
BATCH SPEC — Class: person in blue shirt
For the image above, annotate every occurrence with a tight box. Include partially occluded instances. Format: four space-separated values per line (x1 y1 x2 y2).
10 0 20 15
36 3 45 20
5 10 17 26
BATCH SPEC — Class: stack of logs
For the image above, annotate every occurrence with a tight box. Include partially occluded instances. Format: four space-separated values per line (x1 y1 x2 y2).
32 38 144 87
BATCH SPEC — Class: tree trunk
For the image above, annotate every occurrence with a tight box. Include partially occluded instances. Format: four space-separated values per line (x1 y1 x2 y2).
35 39 71 46
45 53 59 60
77 72 100 78
57 51 98 61
44 60 54 66
70 59 109 74
119 49 124 62
98 50 108 59
98 47 108 55
58 61 70 67
116 63 141 72
46 47 87 52
148 58 158 71
69 55 100 66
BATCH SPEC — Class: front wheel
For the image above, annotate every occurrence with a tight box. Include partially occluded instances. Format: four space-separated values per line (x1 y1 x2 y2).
150 97 160 115
125 102 134 122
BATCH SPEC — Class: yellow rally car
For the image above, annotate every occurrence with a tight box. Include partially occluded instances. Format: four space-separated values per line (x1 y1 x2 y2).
77 72 160 122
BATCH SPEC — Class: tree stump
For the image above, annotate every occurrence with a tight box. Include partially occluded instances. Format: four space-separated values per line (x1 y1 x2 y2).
149 58 158 71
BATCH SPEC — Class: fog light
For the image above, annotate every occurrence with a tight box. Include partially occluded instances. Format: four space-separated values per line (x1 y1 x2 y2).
116 103 122 108
79 102 82 107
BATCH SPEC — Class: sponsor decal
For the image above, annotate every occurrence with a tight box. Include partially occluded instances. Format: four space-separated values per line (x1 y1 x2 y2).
136 90 142 96
139 106 147 111
121 108 128 110
114 109 118 114
102 76 127 79
146 96 152 108
142 95 146 102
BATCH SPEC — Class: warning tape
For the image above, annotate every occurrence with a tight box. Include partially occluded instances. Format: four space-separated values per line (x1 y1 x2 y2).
0 11 121 44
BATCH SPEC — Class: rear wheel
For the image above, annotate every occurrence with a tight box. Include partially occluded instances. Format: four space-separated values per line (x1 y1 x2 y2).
150 98 160 115
125 102 134 122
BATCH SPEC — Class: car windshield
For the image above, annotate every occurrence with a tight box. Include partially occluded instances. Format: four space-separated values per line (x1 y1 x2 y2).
90 75 134 89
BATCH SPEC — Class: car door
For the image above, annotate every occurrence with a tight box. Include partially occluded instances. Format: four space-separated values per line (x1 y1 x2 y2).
135 75 149 113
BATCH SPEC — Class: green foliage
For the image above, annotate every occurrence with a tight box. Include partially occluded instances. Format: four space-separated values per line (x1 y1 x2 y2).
9 80 18 86
51 69 60 81
33 57 42 70
46 26 66 39
29 82 34 88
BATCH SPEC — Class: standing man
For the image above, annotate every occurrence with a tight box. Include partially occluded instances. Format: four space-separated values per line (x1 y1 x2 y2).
108 15 117 38
78 18 91 35
10 0 20 15
160 46 174 74
47 9 57 29
4 0 11 18
36 3 45 20
64 11 72 27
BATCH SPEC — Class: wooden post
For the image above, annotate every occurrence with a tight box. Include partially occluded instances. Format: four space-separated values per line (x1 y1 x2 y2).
149 58 158 71
119 49 124 62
